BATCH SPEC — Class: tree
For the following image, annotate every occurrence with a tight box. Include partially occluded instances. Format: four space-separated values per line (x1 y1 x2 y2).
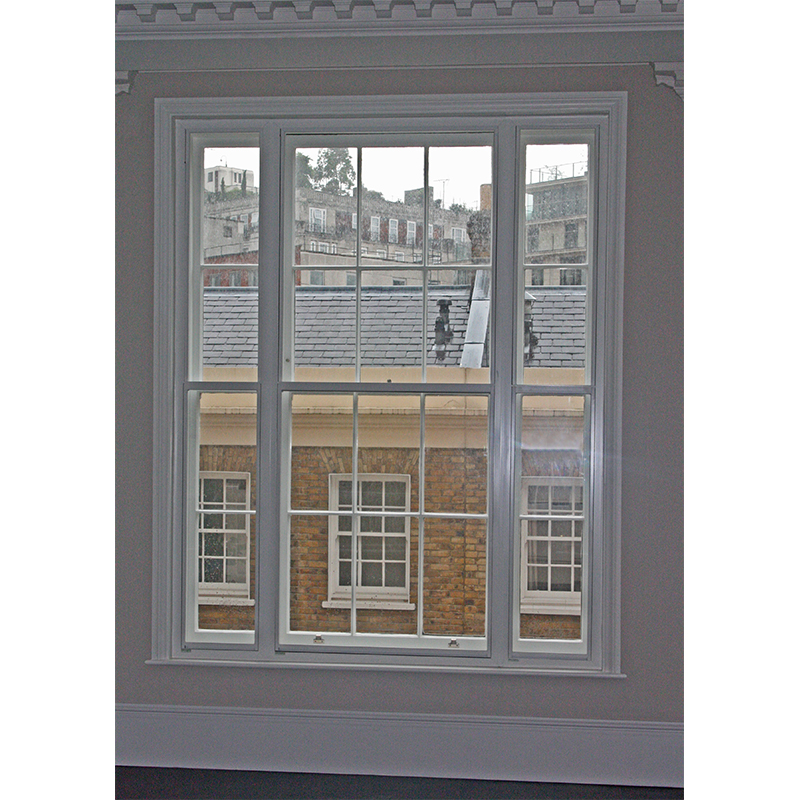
241 171 247 196
449 202 470 215
313 148 355 195
295 152 314 189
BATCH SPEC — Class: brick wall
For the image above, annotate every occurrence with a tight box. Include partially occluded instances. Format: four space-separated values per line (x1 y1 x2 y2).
195 443 581 640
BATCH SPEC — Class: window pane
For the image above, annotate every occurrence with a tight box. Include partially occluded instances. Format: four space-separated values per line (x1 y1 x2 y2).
428 146 492 268
422 518 486 638
190 391 256 635
226 479 247 505
226 559 246 584
523 144 588 267
293 270 356 382
356 396 420 514
521 142 589 387
295 147 357 267
201 273 258 382
226 532 247 558
427 270 490 381
203 479 223 505
424 395 488 514
290 394 353 511
203 147 260 268
361 147 424 268
204 532 224 556
518 394 584 641
385 536 406 560
385 562 406 588
360 270 424 383
291 515 348 633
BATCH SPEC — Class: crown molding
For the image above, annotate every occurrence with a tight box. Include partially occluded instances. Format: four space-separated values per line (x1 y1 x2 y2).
652 61 683 98
116 1 683 40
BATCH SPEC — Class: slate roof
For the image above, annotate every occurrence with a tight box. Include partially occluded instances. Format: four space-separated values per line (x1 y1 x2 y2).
203 284 585 369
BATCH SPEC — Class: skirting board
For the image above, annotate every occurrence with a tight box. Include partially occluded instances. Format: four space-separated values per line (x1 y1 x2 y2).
116 704 683 788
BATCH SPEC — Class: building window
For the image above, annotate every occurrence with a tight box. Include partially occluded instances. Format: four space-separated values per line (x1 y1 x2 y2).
520 477 583 616
198 472 252 602
309 207 326 233
324 475 412 607
560 267 583 286
564 221 579 250
389 218 398 243
154 93 625 670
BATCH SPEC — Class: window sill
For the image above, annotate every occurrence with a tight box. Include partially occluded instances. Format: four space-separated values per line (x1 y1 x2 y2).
520 603 580 616
322 600 416 611
198 597 255 607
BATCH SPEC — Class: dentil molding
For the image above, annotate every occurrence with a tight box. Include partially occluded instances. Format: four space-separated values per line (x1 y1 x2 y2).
116 1 683 37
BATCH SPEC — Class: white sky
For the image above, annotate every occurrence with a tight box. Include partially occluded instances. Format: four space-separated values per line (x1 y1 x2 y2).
205 143 587 208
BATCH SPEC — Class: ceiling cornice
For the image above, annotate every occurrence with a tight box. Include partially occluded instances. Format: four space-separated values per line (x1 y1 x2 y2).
115 1 683 40
652 61 683 98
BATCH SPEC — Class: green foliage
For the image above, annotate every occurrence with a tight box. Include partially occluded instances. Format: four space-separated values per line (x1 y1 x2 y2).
295 152 314 189
313 148 356 195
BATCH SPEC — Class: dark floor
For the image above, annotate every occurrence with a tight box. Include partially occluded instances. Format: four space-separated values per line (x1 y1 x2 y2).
116 768 684 800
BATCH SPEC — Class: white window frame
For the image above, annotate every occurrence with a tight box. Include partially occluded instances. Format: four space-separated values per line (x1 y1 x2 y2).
309 206 326 233
519 476 583 616
406 220 416 245
197 471 253 604
153 93 626 674
323 474 414 610
388 218 398 243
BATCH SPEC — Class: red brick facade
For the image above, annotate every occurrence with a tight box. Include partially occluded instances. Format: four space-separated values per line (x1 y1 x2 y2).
195 443 581 640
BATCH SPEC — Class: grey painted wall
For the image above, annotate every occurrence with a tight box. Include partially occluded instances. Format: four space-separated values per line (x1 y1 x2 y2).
116 46 682 723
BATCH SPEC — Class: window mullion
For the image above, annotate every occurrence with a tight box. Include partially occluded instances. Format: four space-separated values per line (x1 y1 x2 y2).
257 120 282 655
487 119 519 661
350 392 359 634
416 394 426 637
